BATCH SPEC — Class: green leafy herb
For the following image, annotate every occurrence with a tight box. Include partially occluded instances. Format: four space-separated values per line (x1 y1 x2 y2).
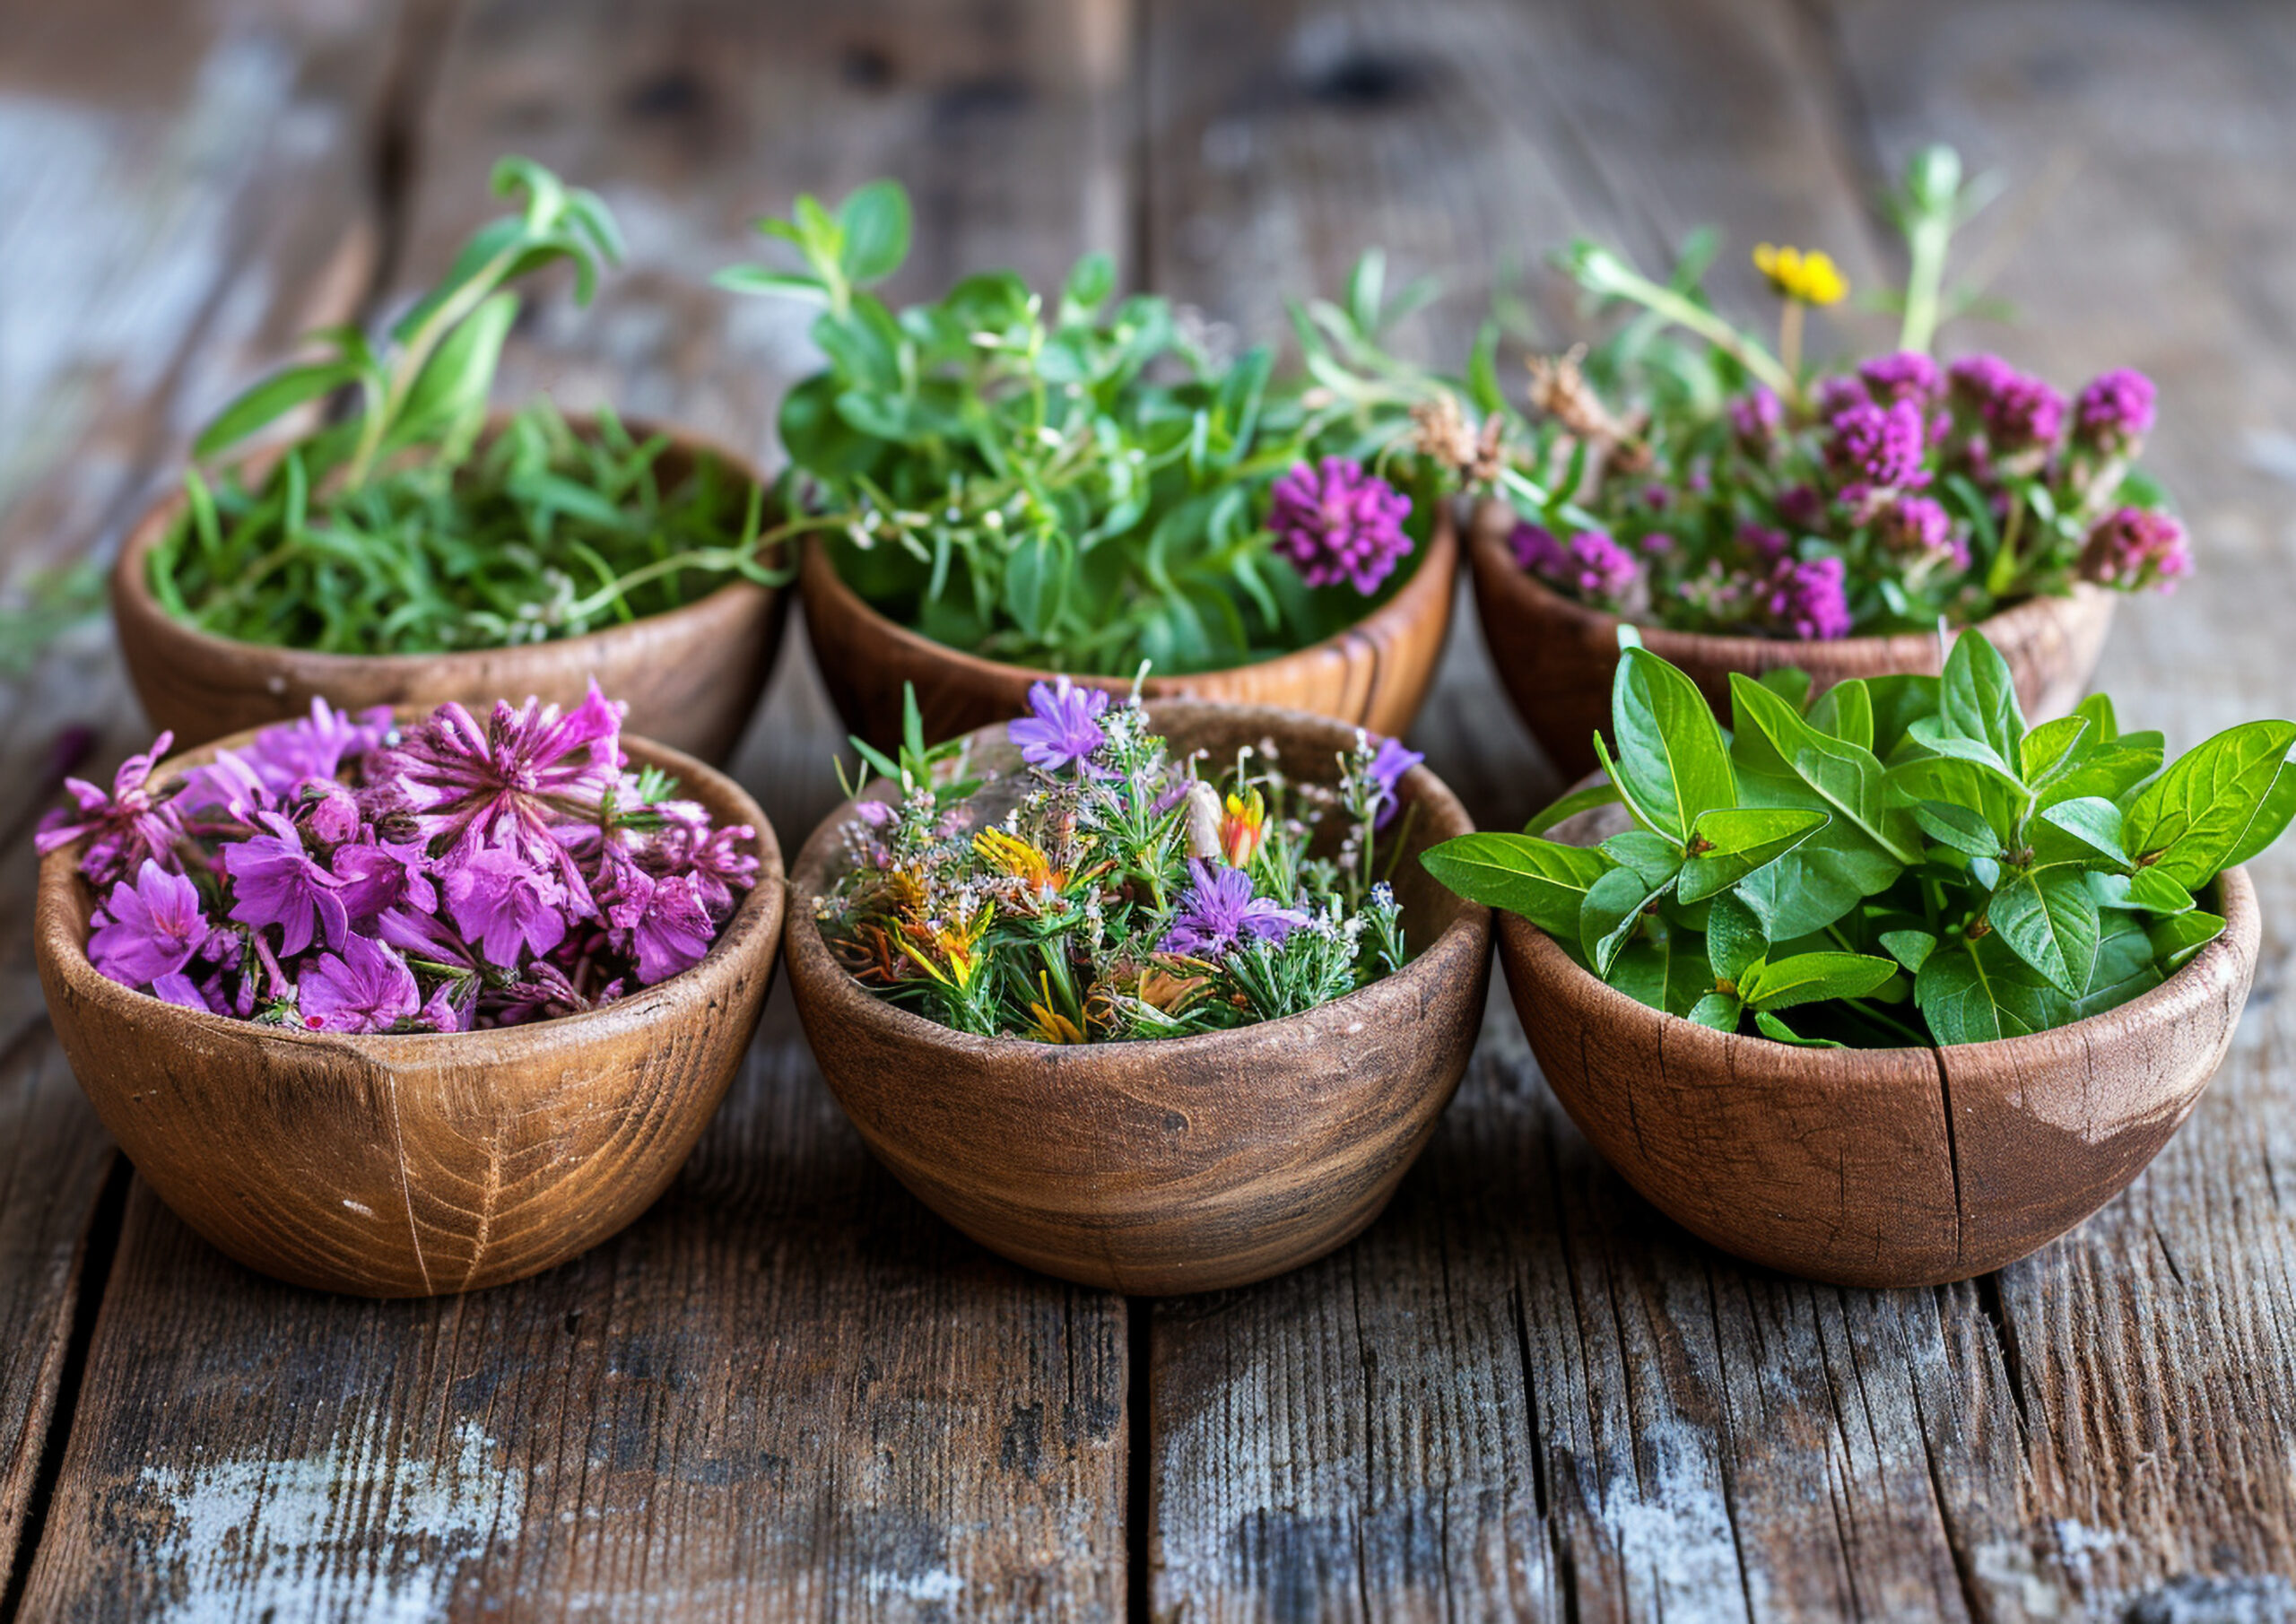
1426 631 2292 1046
716 178 1497 676
153 157 785 655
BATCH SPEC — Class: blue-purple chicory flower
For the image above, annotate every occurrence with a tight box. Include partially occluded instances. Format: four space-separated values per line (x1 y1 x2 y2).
1267 456 1415 595
1161 859 1310 958
1366 736 1423 829
1008 677 1109 775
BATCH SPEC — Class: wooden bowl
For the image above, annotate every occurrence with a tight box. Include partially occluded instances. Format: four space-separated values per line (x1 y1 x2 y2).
799 505 1457 753
111 415 790 765
1496 799 2261 1288
1466 499 2118 781
32 724 784 1298
783 700 1493 1294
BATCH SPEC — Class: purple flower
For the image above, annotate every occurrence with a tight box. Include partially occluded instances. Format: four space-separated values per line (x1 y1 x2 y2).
1776 484 1826 532
657 823 760 918
1857 351 1942 408
1008 677 1109 775
1509 521 1568 575
391 682 624 908
298 934 421 1035
152 971 215 1012
413 982 470 1034
2074 368 2156 455
300 780 362 845
1514 525 1642 609
1876 495 1967 569
1161 859 1310 958
1728 386 1783 449
88 859 213 988
2081 507 2193 593
1761 555 1854 640
441 846 569 969
220 811 349 956
1813 376 1866 419
1638 532 1676 556
1267 456 1415 595
605 867 717 986
1366 736 1423 829
332 835 438 925
1949 353 2064 450
174 749 274 821
1826 398 1930 494
36 733 182 886
240 700 394 795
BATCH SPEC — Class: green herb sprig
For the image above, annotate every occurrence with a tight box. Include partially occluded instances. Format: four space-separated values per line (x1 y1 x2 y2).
716 179 1485 676
1425 633 2293 1047
154 157 786 655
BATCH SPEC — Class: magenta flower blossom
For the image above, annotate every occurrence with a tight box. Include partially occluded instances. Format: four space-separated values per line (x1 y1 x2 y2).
2082 507 2194 593
413 982 470 1034
1366 736 1424 829
657 823 761 918
36 732 182 886
1161 860 1310 958
1509 521 1567 575
1737 523 1791 566
88 859 213 988
1761 555 1854 640
1514 524 1641 608
1949 353 2064 449
1857 351 1943 408
1267 456 1415 594
1877 496 1967 569
1776 484 1826 533
606 867 717 986
174 749 274 821
392 682 624 906
441 847 569 969
221 811 349 956
240 699 394 795
1728 386 1782 449
301 781 362 846
299 934 421 1035
1827 398 1930 494
152 971 215 1012
1009 677 1109 775
333 835 438 925
2074 368 2156 455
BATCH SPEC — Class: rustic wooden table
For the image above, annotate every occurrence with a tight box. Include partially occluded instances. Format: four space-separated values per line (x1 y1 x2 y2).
3 0 2292 1617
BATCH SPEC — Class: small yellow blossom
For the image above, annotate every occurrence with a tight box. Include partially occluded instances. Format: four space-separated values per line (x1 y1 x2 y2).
1219 787 1268 869
1026 972 1087 1045
973 827 1065 899
1752 244 1848 307
899 904 991 990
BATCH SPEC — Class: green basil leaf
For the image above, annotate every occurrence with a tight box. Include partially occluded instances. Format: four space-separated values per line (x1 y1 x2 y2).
2123 720 2296 885
2219 756 2296 873
1688 992 1744 1032
1908 714 2022 780
1866 673 1943 760
1420 833 1613 940
1755 667 1812 713
1610 937 1710 1018
1886 755 2022 848
1940 629 2027 762
1677 806 1829 903
1581 865 1673 977
2033 795 2131 871
2149 908 2225 972
1610 646 1735 842
1602 829 1685 888
1912 801 2000 859
838 179 913 283
1753 1011 1844 1047
1731 674 1922 865
2020 714 2092 787
1740 951 1898 1011
1987 867 2100 996
1916 936 2076 1046
2076 910 2163 1016
1522 783 1622 838
1808 679 1874 751
2039 731 2163 810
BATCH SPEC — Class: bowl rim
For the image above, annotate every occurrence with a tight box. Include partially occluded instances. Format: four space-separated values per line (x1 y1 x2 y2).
1464 495 2116 665
111 410 784 677
36 715 787 1054
1496 861 2259 1070
799 499 1459 695
784 697 1492 1064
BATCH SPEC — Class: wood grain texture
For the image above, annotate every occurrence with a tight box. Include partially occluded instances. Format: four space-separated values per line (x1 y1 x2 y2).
801 508 1457 754
1468 500 2119 782
787 700 1492 1294
109 418 790 764
35 725 784 1298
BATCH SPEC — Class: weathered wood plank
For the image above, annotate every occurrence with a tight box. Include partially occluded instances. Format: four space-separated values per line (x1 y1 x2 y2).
1824 1 2296 1612
0 0 406 1595
17 1 1140 1615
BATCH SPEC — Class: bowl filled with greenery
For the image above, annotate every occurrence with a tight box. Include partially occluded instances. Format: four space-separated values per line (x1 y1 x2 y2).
1425 630 2285 1286
717 180 1487 751
33 686 782 1296
1473 146 2182 777
113 158 792 765
783 686 1491 1292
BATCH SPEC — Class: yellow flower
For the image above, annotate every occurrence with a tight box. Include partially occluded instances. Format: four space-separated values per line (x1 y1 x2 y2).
1752 243 1848 307
1219 787 1267 868
899 904 991 990
1026 972 1086 1044
973 827 1066 899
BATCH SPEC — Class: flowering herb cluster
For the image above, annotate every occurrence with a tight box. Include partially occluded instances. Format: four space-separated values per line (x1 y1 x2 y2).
718 180 1492 677
813 682 1420 1042
155 158 786 656
39 686 759 1033
1424 633 2294 1047
1500 144 2189 639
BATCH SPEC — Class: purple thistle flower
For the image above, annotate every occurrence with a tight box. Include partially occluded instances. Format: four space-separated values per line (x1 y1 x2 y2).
1826 398 1931 495
1857 351 1943 408
1761 554 1854 641
36 732 183 886
1267 456 1415 595
2081 506 2193 594
1161 859 1311 958
220 811 349 957
441 846 570 969
298 934 421 1035
605 867 717 986
1366 735 1424 829
332 835 438 925
88 858 213 989
2073 368 2156 455
1009 677 1109 775
390 681 624 910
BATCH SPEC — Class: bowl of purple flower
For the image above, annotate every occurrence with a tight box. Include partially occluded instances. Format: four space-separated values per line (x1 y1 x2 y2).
1476 148 2182 780
32 684 782 1297
782 685 1491 1294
